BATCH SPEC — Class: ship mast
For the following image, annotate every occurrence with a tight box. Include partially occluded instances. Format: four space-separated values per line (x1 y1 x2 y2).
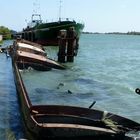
59 0 62 21
33 0 40 14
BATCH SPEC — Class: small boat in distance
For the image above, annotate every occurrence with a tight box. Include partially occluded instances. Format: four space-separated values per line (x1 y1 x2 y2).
19 14 84 46
9 39 66 71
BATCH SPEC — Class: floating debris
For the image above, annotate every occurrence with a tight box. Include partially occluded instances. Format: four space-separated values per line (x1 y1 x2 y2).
67 90 73 94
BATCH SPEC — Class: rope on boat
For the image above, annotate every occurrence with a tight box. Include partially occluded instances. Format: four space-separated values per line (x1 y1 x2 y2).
101 111 140 133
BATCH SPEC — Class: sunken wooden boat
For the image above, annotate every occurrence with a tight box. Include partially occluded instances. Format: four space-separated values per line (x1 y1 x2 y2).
12 59 140 140
9 39 66 71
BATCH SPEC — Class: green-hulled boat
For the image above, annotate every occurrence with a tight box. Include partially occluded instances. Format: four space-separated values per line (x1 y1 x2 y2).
21 14 84 46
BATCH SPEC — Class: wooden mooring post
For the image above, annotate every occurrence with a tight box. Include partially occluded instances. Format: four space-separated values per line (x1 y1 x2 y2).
58 27 79 63
58 30 67 62
67 27 76 62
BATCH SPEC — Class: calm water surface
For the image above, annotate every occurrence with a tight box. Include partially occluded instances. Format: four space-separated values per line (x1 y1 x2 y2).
0 41 23 139
1 34 140 139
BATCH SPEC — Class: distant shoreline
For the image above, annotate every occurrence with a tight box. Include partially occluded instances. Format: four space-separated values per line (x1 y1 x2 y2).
82 31 140 35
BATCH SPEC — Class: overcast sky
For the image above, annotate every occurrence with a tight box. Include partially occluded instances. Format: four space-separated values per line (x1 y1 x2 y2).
0 0 140 33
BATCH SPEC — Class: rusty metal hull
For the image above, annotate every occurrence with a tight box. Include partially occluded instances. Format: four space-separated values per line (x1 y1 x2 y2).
12 61 140 139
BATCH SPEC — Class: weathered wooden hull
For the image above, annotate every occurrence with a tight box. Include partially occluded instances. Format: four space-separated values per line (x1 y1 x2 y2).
12 60 140 139
16 55 65 71
10 39 66 71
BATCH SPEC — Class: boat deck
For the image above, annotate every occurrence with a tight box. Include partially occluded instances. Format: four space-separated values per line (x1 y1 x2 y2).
17 50 47 61
17 42 45 53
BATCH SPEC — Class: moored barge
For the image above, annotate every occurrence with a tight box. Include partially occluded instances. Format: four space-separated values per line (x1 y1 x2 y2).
20 14 84 46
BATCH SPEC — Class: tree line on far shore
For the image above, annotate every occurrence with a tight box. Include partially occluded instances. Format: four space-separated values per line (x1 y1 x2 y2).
0 26 16 40
83 31 140 35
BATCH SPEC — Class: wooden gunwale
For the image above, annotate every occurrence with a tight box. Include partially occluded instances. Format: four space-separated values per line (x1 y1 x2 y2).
14 61 32 108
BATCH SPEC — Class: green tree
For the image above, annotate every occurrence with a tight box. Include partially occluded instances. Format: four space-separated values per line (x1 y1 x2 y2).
0 26 11 40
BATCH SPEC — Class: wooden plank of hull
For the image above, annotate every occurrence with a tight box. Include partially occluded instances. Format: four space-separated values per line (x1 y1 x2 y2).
17 61 51 71
16 49 65 70
31 122 117 138
12 60 32 136
17 39 43 49
17 42 45 53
